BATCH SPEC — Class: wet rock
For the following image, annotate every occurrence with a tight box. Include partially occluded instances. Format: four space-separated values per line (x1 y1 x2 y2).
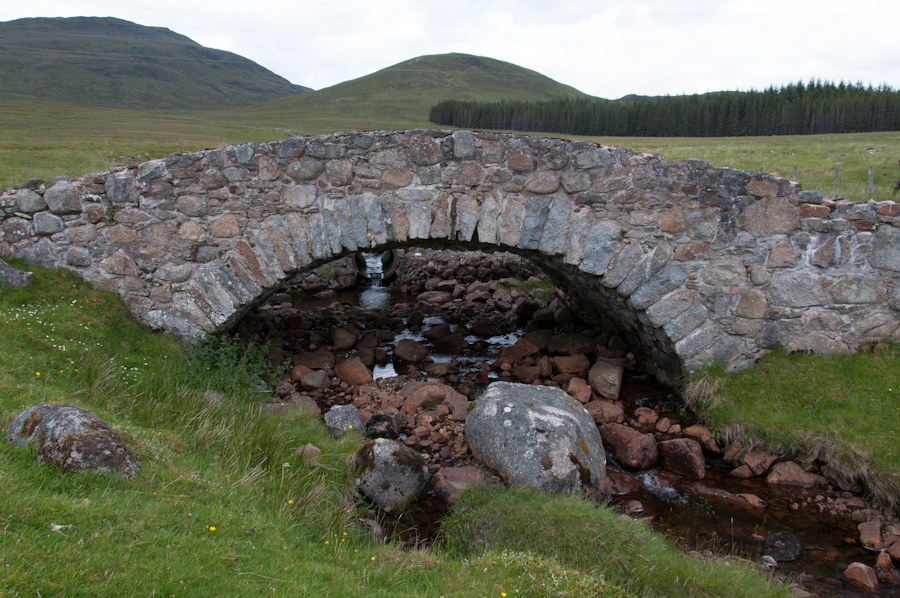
766 531 802 562
565 378 592 403
323 404 364 437
335 356 373 386
588 360 624 400
497 339 540 362
423 324 452 340
598 423 659 470
890 541 900 562
546 333 594 355
682 424 719 452
729 464 753 478
407 311 425 327
0 258 34 289
431 465 490 504
512 364 540 384
466 382 607 492
604 470 640 495
331 327 358 350
742 448 777 475
877 550 900 585
294 350 335 370
433 332 470 354
736 493 767 509
583 401 624 424
631 407 659 432
417 290 452 305
552 354 590 375
8 403 139 477
624 499 644 515
859 521 884 551
766 461 822 488
290 364 313 382
512 298 540 320
658 438 705 479
355 438 430 513
423 362 457 377
844 562 879 593
394 339 429 362
365 412 405 439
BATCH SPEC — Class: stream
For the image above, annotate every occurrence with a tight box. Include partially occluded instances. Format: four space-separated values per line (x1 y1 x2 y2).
237 255 899 598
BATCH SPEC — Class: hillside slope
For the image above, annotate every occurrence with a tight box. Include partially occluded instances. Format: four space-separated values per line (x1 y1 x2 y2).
0 17 310 110
228 53 589 132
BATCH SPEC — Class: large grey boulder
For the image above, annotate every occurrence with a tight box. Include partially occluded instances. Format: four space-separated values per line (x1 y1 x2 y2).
355 438 430 513
8 403 139 477
466 382 607 493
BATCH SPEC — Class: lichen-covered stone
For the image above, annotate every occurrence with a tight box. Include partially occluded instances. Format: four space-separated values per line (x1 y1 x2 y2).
7 403 139 477
355 438 430 513
466 382 607 493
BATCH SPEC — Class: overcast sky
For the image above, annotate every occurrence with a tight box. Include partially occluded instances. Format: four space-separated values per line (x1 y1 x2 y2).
3 0 899 99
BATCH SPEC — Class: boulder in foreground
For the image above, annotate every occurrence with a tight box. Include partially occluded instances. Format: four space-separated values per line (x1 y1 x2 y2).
466 382 607 493
8 403 139 477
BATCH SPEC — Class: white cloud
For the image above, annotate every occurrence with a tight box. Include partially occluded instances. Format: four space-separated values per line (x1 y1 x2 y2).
2 0 898 98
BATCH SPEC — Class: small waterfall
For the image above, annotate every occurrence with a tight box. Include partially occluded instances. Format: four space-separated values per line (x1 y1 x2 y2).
362 252 384 286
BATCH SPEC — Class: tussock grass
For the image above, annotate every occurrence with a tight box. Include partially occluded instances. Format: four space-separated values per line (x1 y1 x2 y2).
0 261 794 596
443 485 790 598
686 347 900 506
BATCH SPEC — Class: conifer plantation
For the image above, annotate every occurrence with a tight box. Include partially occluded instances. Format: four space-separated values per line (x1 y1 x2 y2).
429 81 900 137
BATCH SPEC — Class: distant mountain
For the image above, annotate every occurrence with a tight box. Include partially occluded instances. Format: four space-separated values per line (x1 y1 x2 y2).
0 17 310 110
233 52 589 131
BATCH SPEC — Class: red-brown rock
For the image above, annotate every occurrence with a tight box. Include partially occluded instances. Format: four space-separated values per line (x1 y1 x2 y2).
431 465 490 504
552 353 591 375
877 550 900 585
859 521 884 551
584 401 624 424
588 360 623 400
599 423 658 470
294 350 335 370
394 339 429 362
335 357 373 386
844 562 879 593
658 438 706 479
766 461 821 488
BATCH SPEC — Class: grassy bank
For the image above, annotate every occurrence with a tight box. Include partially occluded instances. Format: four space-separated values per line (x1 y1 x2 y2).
687 347 900 506
0 261 789 597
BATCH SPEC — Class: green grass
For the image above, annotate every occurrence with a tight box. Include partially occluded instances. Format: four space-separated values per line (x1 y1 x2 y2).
686 347 900 506
0 261 791 597
444 486 790 598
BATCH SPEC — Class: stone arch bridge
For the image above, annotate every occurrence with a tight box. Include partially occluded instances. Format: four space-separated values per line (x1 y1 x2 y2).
3 130 900 385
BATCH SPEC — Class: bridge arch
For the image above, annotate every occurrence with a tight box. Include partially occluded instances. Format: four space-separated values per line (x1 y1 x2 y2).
3 130 900 385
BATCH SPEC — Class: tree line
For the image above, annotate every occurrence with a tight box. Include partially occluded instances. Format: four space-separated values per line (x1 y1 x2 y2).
429 81 900 137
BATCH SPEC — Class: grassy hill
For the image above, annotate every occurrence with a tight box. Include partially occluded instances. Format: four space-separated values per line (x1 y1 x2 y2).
0 17 310 110
225 52 589 132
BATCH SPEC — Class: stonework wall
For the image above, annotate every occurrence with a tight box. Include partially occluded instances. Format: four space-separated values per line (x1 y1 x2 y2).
3 130 900 383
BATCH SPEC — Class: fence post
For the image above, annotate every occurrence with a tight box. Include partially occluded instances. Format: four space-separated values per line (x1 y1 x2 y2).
792 167 797 182
869 165 874 198
834 167 840 195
